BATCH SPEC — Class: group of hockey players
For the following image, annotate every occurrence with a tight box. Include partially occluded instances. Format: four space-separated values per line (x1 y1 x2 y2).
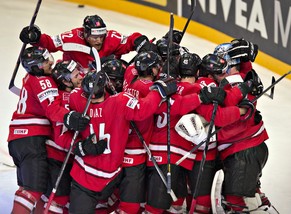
7 13 280 214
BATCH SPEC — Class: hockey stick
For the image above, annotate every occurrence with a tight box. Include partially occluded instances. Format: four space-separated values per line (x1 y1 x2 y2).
265 76 275 99
189 101 218 213
9 0 43 96
166 13 174 194
44 47 101 214
251 70 291 103
180 0 196 44
105 75 177 201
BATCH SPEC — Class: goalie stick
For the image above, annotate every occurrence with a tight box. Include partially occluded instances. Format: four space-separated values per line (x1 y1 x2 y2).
9 0 43 95
211 169 225 214
44 46 101 214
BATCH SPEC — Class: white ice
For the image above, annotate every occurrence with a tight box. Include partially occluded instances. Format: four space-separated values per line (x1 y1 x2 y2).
0 0 290 213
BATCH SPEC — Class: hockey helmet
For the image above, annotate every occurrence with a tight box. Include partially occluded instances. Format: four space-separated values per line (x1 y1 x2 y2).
156 38 180 60
52 60 84 89
81 70 107 99
199 54 229 77
134 51 162 77
213 43 240 66
83 15 107 38
21 46 54 76
179 52 201 77
102 59 126 93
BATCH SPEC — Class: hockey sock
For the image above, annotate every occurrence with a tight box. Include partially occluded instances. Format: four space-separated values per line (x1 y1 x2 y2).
118 201 141 213
12 187 42 214
144 204 165 214
195 195 211 213
165 197 185 214
34 194 47 214
225 195 246 211
256 188 271 206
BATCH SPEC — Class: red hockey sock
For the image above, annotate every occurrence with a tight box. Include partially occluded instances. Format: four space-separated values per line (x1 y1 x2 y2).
225 195 245 211
144 204 164 214
12 188 42 214
118 201 141 213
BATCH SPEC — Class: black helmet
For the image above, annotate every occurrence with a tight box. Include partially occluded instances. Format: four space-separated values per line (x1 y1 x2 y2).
81 71 107 99
179 52 201 78
156 38 180 60
52 60 84 89
199 54 229 77
21 46 53 76
102 59 126 93
83 15 107 38
134 51 162 77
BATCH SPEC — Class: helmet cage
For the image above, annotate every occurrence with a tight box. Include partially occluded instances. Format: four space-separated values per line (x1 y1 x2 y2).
213 43 240 66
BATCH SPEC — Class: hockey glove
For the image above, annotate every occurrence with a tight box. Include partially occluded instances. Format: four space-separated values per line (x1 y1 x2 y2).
150 77 177 99
199 86 226 105
19 25 41 44
134 35 158 53
244 69 264 96
74 134 107 157
237 80 254 97
238 99 255 121
254 110 262 124
163 30 183 44
64 111 90 131
228 38 258 62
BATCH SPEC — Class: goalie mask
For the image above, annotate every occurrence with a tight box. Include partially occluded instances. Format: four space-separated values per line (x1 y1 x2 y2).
213 43 240 66
21 46 54 76
81 70 107 99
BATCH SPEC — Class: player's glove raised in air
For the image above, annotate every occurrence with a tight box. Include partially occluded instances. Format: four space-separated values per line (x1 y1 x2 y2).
199 86 226 105
150 77 177 99
134 35 158 53
64 111 90 131
228 38 258 62
163 30 183 44
238 99 255 121
19 25 41 44
74 134 107 157
244 69 264 96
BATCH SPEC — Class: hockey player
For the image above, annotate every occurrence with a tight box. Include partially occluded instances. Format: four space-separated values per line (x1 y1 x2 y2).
115 51 163 213
37 60 84 213
7 47 89 214
102 58 127 95
173 53 251 213
19 14 156 70
209 43 278 213
66 70 177 213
